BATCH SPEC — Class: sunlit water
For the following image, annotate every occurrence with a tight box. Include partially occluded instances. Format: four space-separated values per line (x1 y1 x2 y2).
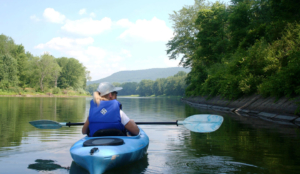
0 97 300 174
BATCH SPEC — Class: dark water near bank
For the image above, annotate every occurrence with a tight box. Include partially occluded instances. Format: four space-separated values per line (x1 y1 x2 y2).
0 97 300 174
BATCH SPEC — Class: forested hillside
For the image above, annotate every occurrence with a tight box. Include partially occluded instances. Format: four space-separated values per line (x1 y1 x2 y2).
87 67 190 86
87 71 187 96
168 0 300 99
0 34 90 95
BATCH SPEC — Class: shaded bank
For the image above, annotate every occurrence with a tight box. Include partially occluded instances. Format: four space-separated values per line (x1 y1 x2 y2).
182 95 300 125
0 94 90 97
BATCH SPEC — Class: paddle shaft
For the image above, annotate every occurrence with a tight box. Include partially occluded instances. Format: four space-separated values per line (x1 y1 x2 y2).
65 121 178 127
136 121 177 125
30 114 223 132
66 122 84 126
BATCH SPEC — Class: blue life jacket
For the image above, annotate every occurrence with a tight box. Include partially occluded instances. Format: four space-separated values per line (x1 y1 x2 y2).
88 100 125 137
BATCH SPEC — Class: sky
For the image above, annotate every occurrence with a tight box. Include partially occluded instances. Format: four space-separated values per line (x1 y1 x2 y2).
0 0 230 81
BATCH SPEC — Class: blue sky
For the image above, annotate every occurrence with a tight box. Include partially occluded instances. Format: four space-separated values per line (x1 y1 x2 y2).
0 0 230 81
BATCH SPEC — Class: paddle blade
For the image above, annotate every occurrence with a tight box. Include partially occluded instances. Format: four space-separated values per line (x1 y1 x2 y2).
29 120 64 129
179 114 224 133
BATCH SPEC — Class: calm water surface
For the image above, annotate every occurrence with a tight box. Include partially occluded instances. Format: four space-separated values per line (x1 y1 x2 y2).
0 97 300 174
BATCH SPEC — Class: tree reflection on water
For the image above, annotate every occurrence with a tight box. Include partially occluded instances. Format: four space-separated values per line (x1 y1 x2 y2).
28 159 70 171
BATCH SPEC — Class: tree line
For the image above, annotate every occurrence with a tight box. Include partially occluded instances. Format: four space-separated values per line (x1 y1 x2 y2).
167 0 300 99
0 34 90 94
86 71 187 96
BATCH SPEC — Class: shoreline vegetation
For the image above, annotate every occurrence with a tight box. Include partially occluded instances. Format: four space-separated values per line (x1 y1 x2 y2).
167 0 300 104
0 91 91 97
0 87 91 97
87 71 187 97
0 92 182 98
0 94 89 97
0 34 90 98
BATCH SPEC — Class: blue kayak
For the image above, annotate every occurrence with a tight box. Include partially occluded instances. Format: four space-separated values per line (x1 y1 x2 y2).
70 127 149 174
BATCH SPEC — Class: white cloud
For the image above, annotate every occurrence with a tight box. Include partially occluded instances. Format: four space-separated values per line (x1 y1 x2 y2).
119 17 173 42
61 17 112 36
111 64 118 68
34 37 132 80
43 8 66 24
34 37 94 50
110 55 123 62
116 19 133 28
65 46 106 66
66 50 89 60
121 49 132 57
75 37 94 45
90 12 96 18
79 8 86 15
86 51 129 80
30 15 40 22
85 46 107 58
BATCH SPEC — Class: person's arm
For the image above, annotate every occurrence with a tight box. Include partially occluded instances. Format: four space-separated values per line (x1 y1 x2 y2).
120 110 139 136
125 119 140 136
82 118 89 134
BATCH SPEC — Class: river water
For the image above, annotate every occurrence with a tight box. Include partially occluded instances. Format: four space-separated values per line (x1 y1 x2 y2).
0 97 300 174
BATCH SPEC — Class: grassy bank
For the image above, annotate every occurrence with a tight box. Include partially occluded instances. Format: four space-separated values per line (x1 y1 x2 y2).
0 88 91 97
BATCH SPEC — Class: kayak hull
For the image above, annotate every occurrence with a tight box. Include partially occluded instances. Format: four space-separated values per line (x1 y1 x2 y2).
70 128 149 174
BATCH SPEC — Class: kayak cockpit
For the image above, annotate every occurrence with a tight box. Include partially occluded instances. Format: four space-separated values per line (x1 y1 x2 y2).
70 127 149 174
83 138 125 146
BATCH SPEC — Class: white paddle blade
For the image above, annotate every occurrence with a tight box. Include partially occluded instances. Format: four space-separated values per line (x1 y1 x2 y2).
179 114 224 133
29 120 65 129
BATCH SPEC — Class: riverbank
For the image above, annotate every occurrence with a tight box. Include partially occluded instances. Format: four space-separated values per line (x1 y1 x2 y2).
0 93 181 98
0 89 91 97
0 93 91 97
182 95 300 126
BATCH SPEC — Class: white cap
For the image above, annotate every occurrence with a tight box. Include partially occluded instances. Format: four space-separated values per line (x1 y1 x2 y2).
96 82 122 96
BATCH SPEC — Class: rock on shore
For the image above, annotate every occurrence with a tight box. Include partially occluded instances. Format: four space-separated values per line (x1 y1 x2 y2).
181 94 300 125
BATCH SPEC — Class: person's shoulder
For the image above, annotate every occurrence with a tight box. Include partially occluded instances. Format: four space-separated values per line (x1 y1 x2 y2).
111 99 120 104
90 99 98 108
90 99 94 105
111 100 122 109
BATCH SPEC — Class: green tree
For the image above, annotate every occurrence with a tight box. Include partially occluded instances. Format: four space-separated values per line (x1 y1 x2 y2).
25 56 40 89
12 45 28 87
0 34 15 56
195 2 229 66
86 83 98 95
153 78 165 96
53 63 61 88
174 71 187 77
56 57 86 89
34 54 61 91
56 57 69 88
227 0 253 50
172 0 300 100
0 35 29 88
166 0 210 68
164 73 187 96
84 70 92 89
119 82 138 95
0 54 18 88
137 80 154 96
112 82 121 87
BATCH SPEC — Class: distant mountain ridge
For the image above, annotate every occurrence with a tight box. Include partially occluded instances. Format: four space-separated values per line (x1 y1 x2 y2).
87 67 190 85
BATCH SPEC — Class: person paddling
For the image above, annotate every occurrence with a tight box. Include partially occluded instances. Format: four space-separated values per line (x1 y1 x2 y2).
82 82 139 136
